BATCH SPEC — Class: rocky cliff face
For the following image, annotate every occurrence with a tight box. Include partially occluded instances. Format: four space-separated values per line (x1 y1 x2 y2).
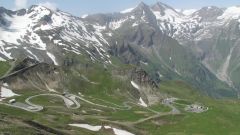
131 68 159 88
0 58 63 91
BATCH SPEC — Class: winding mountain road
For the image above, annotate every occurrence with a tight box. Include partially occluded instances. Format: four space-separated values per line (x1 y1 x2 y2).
25 93 80 110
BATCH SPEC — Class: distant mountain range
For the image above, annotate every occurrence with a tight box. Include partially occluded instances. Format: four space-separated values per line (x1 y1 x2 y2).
1 2 240 97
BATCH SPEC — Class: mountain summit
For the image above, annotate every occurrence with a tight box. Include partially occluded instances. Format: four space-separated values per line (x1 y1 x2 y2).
151 2 182 16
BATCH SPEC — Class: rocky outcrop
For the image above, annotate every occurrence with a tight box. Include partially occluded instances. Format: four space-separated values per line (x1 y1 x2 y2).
131 68 158 88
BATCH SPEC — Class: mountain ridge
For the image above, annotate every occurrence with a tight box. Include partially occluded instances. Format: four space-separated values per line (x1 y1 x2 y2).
0 2 240 97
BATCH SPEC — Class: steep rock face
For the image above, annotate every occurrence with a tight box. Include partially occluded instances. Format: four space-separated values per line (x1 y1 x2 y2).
130 2 158 27
0 58 63 91
131 67 161 105
0 8 8 26
131 68 158 88
192 19 240 89
11 57 39 72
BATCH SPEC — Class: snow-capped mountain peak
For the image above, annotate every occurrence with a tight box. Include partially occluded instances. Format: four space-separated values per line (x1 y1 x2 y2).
218 6 240 20
131 2 153 14
191 6 223 21
120 2 150 14
151 2 182 16
151 2 183 23
135 2 149 9
0 5 111 64
1 2 240 68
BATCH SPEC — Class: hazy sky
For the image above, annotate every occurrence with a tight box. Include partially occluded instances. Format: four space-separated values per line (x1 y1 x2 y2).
0 0 240 16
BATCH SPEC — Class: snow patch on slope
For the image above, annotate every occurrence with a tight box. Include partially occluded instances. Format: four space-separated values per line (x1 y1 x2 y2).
109 18 128 30
81 14 88 18
153 9 183 23
216 47 235 86
69 124 101 131
182 9 197 15
132 22 139 27
68 124 135 135
109 127 135 135
1 85 19 99
46 52 58 65
26 49 40 61
121 7 135 14
138 97 148 107
131 81 140 90
0 45 13 60
0 14 31 45
0 57 5 61
105 126 135 135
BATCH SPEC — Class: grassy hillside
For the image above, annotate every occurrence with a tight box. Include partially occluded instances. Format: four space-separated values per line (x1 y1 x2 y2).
0 61 10 77
136 81 240 135
0 58 240 135
1 79 240 134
